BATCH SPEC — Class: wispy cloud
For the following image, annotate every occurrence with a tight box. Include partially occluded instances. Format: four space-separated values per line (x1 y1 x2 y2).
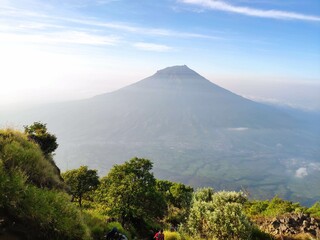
58 17 220 39
180 0 320 22
0 4 220 40
227 127 249 131
133 42 172 52
0 31 119 46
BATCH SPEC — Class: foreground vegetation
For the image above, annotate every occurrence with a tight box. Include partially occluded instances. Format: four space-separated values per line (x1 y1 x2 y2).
0 124 319 239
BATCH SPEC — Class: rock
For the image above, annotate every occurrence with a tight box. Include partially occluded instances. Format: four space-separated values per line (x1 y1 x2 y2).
253 213 320 239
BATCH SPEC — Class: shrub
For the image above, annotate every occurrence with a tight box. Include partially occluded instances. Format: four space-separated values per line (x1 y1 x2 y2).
164 230 181 240
245 200 269 216
0 129 63 189
265 196 302 216
82 209 109 240
306 201 320 218
0 160 27 210
186 188 252 240
209 202 252 240
245 197 306 217
0 129 90 239
15 186 90 239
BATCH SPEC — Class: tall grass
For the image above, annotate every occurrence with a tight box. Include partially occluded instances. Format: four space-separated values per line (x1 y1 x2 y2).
0 129 63 189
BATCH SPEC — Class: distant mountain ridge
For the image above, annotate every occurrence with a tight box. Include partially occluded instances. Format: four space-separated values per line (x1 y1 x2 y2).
1 65 319 205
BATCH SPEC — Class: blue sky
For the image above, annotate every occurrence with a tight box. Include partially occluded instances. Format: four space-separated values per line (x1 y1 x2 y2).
0 0 319 110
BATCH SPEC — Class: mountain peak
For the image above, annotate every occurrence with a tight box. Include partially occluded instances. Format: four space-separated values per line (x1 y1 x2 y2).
113 65 225 94
157 65 190 73
155 65 201 78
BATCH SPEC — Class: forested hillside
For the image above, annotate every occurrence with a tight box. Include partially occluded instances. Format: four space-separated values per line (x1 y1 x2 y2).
0 125 319 240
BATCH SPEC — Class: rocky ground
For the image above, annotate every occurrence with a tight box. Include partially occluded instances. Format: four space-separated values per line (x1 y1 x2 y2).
253 213 320 239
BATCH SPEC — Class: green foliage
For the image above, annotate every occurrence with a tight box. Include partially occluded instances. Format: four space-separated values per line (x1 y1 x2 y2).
193 187 214 202
186 188 252 240
156 180 193 225
245 200 269 216
211 190 247 206
156 180 193 209
164 230 181 240
210 203 252 240
245 196 306 217
82 210 130 240
267 196 303 216
62 166 100 207
0 159 90 239
18 186 90 239
95 158 166 228
24 122 58 156
3 126 317 239
306 201 320 218
82 211 107 240
0 160 26 210
0 129 63 189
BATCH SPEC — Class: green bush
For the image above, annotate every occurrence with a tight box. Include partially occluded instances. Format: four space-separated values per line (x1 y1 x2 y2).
82 209 109 240
209 202 252 240
307 201 320 218
186 188 252 240
164 230 181 240
245 200 269 216
245 196 306 217
0 129 63 189
0 129 91 239
16 186 90 239
0 160 26 210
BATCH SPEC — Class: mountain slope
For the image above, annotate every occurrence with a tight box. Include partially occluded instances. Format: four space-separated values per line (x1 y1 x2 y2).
74 65 296 141
1 65 319 205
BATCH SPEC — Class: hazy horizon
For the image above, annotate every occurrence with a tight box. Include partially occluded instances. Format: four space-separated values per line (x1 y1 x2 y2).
0 0 319 110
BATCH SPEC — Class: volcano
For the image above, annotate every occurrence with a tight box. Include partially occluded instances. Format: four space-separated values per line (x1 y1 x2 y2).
2 65 320 205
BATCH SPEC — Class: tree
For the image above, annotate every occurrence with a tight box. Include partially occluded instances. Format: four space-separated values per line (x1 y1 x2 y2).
156 180 193 226
62 166 99 207
95 158 166 226
24 122 63 183
24 122 58 156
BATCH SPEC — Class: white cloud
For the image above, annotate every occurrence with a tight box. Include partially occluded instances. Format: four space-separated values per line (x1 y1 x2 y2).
295 167 308 178
133 42 172 52
287 161 320 178
227 127 249 131
180 0 320 21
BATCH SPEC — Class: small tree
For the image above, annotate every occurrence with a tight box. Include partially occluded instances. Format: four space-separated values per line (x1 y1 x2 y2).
24 122 58 156
95 158 166 226
62 166 99 207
